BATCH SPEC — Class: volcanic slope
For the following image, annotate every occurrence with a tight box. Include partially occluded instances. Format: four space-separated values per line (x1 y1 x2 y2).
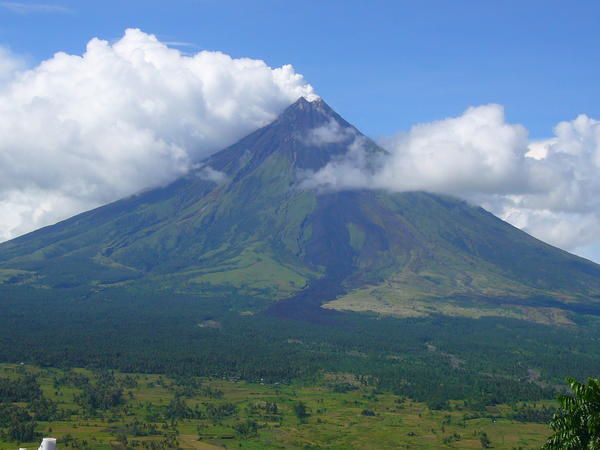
1 97 599 322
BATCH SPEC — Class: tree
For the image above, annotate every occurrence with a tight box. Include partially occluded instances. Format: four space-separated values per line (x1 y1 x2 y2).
478 431 491 448
544 377 600 450
294 401 309 422
166 396 191 420
234 419 258 438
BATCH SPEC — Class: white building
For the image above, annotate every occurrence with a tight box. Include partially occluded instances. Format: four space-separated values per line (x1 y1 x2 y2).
39 438 56 450
18 437 56 450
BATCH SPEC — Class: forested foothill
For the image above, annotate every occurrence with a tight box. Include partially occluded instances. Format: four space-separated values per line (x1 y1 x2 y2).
3 287 600 406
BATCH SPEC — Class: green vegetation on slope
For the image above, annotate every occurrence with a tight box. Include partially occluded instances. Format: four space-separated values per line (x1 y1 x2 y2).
1 98 600 317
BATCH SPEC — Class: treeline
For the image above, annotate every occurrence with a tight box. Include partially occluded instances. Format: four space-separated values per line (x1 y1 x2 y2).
2 289 600 406
510 403 556 423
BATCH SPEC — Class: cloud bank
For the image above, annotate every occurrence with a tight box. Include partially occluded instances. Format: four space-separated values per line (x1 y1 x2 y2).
0 28 316 241
305 106 600 258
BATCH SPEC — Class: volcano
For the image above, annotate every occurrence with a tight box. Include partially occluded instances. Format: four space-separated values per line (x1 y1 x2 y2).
1 97 599 323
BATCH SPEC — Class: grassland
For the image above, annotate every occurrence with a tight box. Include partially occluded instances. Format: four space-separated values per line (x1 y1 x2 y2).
0 364 553 450
325 281 575 326
187 245 316 300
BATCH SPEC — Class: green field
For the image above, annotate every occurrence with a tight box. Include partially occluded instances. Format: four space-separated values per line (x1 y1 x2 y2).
0 364 553 450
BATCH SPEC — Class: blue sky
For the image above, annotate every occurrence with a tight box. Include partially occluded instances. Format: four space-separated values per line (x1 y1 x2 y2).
1 0 600 262
1 0 600 139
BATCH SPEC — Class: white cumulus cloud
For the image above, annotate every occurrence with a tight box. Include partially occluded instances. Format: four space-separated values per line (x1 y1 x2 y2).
304 106 600 261
304 118 356 146
307 105 530 195
0 28 316 240
495 114 600 255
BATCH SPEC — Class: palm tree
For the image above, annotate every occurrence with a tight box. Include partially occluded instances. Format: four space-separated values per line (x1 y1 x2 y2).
544 378 600 449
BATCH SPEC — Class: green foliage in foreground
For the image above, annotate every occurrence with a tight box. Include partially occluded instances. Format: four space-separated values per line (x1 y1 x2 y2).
544 378 600 450
0 364 555 450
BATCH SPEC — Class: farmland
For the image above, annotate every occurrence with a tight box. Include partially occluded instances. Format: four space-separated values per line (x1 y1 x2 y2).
0 364 552 449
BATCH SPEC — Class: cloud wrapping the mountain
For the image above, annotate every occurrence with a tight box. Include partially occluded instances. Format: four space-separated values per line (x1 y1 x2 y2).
0 28 315 240
305 106 600 257
306 105 530 194
376 105 529 195
304 119 356 146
